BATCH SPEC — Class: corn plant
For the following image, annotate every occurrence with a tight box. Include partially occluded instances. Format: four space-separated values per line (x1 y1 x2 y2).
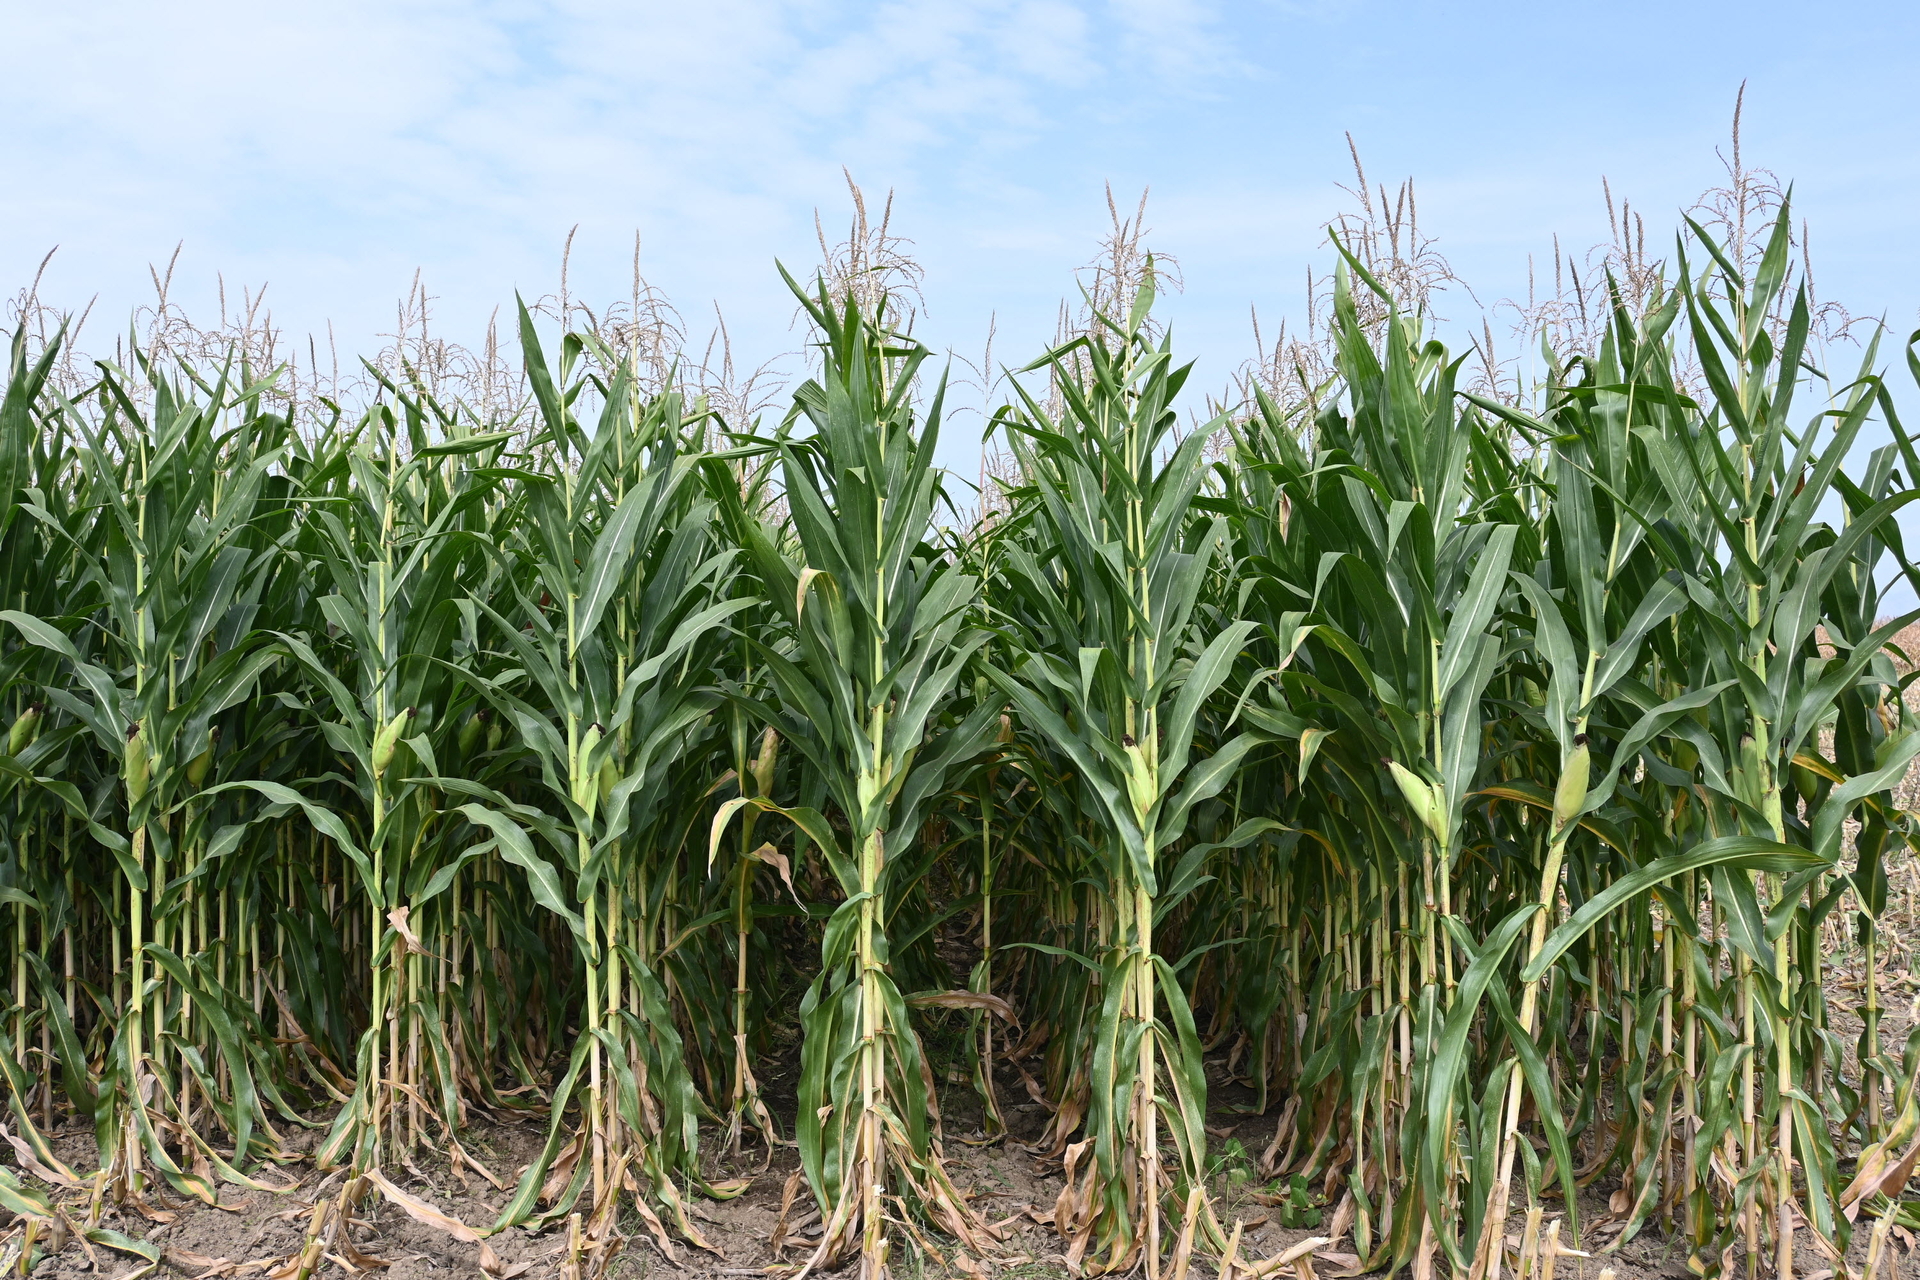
985 273 1292 1276
2 354 293 1206
459 308 753 1248
712 276 1001 1275
0 194 1915 1280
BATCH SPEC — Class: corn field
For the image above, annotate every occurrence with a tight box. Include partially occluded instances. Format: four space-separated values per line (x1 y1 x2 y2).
1 197 1919 1280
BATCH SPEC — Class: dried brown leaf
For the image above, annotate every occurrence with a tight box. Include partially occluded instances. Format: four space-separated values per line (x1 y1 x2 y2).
365 1167 483 1243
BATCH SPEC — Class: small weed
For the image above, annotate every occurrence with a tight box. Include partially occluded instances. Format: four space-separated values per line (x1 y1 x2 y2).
1273 1175 1323 1229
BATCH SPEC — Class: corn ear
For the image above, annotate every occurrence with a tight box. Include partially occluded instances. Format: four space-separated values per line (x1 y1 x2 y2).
748 727 778 796
6 703 41 756
1388 760 1445 840
123 722 150 807
1551 743 1591 834
371 707 415 779
458 710 488 757
184 726 218 790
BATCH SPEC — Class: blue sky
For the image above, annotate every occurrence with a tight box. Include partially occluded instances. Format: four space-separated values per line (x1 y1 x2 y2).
4 0 1919 471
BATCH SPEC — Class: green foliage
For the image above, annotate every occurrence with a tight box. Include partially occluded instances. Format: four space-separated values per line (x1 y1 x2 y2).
1277 1175 1323 1230
0 199 1912 1280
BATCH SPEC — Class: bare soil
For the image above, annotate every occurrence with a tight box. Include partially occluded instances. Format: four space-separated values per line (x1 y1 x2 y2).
10 1048 1918 1280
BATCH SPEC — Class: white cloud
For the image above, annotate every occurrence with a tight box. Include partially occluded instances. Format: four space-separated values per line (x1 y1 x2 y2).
3 0 1914 465
1107 0 1235 82
0 2 1157 315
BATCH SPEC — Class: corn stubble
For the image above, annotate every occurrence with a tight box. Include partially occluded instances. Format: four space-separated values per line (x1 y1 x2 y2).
0 199 1918 1280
